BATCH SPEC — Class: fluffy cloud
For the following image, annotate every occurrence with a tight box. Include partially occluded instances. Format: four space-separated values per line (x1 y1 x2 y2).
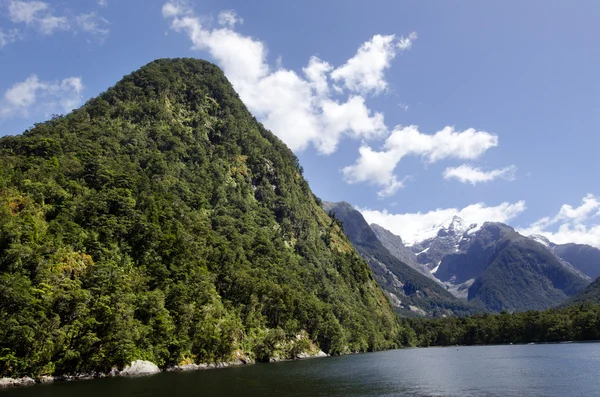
342 126 498 197
519 194 600 247
331 32 417 95
359 200 527 245
162 1 413 154
0 74 84 119
4 1 109 40
443 164 516 185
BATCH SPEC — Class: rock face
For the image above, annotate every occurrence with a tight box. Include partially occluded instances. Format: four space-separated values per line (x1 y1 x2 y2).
120 360 161 377
410 215 479 272
370 223 435 280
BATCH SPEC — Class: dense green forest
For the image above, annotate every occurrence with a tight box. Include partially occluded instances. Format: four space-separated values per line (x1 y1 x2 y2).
405 303 600 347
0 58 407 378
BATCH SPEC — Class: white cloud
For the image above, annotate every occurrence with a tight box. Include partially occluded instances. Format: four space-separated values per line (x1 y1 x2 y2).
519 194 600 248
331 32 417 95
98 0 107 7
0 28 21 47
0 74 84 119
8 0 69 35
443 164 516 185
8 0 48 24
76 12 110 38
218 10 242 28
359 200 527 245
342 125 498 196
5 1 109 39
162 1 407 154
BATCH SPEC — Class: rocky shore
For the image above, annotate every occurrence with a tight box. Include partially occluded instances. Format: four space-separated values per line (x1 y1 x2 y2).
0 350 329 389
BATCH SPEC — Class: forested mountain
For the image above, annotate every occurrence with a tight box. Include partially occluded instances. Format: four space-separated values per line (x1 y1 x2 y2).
0 58 404 378
322 202 479 318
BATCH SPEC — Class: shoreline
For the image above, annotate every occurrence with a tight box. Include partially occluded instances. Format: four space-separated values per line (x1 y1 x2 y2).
0 350 329 390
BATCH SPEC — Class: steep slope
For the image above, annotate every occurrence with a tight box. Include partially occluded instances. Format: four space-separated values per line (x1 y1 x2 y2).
369 223 434 279
553 243 600 279
0 59 402 378
322 202 479 317
567 277 600 305
436 223 591 312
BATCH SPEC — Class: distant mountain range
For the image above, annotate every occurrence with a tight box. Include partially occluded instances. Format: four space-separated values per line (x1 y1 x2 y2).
324 202 600 314
323 202 480 317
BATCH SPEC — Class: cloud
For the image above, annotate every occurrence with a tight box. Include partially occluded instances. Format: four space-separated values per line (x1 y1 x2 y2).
519 194 600 248
0 28 21 47
8 0 69 35
0 74 84 120
76 12 110 38
359 200 527 245
342 125 498 196
4 1 109 40
98 0 107 7
217 10 242 28
443 164 516 185
330 32 417 95
162 1 409 154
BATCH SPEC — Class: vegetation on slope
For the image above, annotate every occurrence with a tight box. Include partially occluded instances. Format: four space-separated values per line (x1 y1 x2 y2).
0 59 404 378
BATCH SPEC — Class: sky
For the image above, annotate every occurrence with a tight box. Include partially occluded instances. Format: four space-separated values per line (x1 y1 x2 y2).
1 0 599 247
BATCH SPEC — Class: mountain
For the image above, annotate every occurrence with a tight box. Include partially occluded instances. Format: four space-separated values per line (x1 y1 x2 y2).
410 215 479 272
434 222 591 312
322 202 479 317
567 277 600 305
369 223 434 280
552 243 600 279
373 216 591 312
0 59 403 378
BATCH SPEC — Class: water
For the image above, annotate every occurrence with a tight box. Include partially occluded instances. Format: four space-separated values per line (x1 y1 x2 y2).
3 343 600 397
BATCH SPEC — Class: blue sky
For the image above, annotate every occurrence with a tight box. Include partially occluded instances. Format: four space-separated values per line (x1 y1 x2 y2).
1 0 599 246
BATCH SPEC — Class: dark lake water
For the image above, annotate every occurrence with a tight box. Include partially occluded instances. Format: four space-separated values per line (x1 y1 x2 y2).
3 342 600 397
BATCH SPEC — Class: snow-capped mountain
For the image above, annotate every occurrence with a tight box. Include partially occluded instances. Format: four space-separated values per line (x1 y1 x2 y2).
409 215 479 272
375 216 593 312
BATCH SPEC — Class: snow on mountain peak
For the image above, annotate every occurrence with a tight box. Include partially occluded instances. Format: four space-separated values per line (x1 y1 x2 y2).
530 234 552 248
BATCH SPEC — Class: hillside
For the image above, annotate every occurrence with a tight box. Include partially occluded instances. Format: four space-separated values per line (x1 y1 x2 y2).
322 202 480 317
567 277 600 305
553 243 600 279
0 59 403 378
369 223 434 279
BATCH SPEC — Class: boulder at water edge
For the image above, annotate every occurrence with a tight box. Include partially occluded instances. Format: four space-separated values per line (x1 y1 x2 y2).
120 360 161 376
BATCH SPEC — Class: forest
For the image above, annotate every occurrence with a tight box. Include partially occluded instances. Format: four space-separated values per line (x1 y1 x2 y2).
405 303 600 347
